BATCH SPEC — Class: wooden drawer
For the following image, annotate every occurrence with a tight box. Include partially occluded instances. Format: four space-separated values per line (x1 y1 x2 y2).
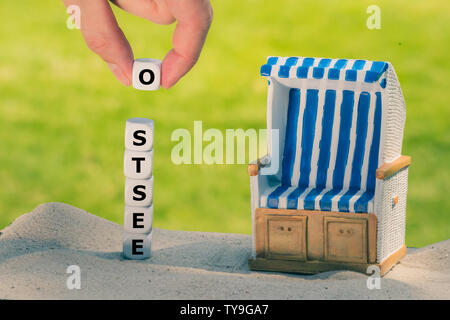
324 216 368 263
264 215 307 261
254 208 376 263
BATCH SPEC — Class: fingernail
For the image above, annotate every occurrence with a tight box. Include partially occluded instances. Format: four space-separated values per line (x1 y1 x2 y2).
107 63 131 86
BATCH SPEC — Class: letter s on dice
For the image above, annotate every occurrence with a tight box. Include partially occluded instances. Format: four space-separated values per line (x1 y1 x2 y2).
125 118 154 151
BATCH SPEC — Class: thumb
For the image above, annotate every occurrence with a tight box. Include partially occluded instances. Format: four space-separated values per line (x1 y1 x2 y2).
63 0 134 86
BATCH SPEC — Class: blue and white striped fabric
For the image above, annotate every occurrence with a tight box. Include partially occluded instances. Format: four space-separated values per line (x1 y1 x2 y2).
261 57 388 86
260 57 385 213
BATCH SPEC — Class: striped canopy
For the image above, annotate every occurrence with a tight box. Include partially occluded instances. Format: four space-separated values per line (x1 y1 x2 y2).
260 57 387 213
261 56 388 87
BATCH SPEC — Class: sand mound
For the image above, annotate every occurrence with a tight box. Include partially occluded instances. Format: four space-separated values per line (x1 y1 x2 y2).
0 202 448 299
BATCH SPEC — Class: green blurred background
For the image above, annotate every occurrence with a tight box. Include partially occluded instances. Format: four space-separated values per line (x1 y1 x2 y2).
0 0 448 247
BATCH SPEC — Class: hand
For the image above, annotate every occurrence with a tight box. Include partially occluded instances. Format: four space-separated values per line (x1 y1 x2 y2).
62 0 213 88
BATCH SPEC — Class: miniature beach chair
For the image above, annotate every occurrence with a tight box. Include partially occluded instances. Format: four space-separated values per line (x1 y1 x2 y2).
248 57 410 275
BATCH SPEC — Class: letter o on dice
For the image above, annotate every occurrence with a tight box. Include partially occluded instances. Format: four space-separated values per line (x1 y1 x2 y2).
132 58 161 90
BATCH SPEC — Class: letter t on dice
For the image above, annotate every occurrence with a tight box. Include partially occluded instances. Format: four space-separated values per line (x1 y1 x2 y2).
124 150 153 179
132 58 161 91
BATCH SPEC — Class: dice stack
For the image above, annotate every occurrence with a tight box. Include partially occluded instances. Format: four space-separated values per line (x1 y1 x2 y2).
123 118 154 259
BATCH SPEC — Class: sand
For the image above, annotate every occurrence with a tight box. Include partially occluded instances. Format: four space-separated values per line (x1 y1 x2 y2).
0 202 448 299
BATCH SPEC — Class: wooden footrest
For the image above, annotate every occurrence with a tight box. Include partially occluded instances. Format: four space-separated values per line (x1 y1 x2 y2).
249 245 406 276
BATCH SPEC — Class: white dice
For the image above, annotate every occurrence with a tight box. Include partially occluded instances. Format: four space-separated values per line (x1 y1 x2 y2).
123 118 155 260
125 118 154 151
123 233 152 260
132 58 161 91
124 177 153 207
124 150 153 179
124 205 153 234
